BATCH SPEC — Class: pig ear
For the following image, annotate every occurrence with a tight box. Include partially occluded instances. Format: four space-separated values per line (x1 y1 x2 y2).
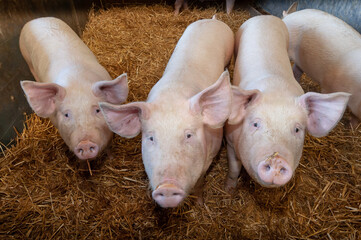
20 81 66 118
228 86 261 125
92 73 129 104
99 101 150 138
298 91 350 137
189 70 232 128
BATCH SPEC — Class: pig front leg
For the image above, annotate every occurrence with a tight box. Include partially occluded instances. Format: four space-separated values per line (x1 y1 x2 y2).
105 148 114 160
192 173 206 206
292 64 303 82
225 143 242 193
350 112 360 129
174 0 188 15
226 0 236 14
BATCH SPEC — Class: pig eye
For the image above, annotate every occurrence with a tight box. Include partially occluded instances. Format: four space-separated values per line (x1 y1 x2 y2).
294 124 303 137
95 108 101 114
251 119 261 129
185 130 195 140
64 113 69 118
145 132 155 144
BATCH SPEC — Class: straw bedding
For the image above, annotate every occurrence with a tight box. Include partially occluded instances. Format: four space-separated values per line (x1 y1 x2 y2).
1 4 360 239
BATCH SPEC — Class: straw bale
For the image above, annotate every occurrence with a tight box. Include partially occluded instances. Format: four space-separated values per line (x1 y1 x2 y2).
1 4 360 240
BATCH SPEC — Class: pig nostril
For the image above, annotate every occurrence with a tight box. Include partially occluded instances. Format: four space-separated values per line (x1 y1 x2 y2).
90 147 95 152
173 192 180 196
280 167 287 174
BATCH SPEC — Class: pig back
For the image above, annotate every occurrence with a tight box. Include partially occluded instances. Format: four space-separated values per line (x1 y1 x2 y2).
283 9 361 84
156 19 234 97
19 17 109 85
234 15 302 95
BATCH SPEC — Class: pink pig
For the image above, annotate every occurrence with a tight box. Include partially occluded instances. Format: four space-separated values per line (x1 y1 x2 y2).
282 5 361 127
225 15 350 190
20 17 128 160
100 19 234 208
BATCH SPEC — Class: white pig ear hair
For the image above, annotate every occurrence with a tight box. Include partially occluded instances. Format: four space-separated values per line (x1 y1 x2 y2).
92 73 129 104
298 91 351 137
189 70 232 128
228 87 261 125
99 101 150 138
20 80 66 118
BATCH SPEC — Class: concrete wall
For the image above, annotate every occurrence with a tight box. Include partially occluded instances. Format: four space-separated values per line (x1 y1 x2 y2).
255 0 361 33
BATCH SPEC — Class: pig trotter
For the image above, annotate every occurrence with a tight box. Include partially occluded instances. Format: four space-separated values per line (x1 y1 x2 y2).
174 0 187 15
226 0 235 14
350 113 360 129
105 148 114 160
225 143 242 193
224 176 238 194
192 175 205 206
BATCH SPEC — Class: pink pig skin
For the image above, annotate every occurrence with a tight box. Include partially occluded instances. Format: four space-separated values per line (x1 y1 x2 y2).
19 17 129 160
100 19 234 208
283 8 361 127
225 15 350 191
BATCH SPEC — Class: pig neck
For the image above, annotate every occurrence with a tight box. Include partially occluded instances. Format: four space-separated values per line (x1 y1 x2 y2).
146 20 233 102
235 43 304 97
147 68 213 102
235 16 304 97
52 64 107 88
242 75 304 97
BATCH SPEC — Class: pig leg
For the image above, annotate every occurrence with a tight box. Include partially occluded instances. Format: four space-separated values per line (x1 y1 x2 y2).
225 143 242 193
174 0 187 15
226 0 236 14
350 112 360 129
292 64 303 82
193 174 206 205
105 148 114 160
183 0 188 10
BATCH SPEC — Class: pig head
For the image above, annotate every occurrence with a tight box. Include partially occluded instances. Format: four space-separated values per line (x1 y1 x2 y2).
226 88 350 189
21 73 129 160
100 71 232 208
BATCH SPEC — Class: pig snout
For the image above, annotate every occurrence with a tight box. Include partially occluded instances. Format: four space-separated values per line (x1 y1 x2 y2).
152 183 186 208
74 140 99 160
257 154 292 186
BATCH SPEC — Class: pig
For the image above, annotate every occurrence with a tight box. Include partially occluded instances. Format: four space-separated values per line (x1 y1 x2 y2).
224 15 350 191
282 4 361 127
174 0 236 15
99 18 234 208
19 17 129 160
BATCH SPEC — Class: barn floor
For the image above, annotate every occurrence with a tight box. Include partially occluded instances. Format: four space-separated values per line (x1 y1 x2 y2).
0 4 360 239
